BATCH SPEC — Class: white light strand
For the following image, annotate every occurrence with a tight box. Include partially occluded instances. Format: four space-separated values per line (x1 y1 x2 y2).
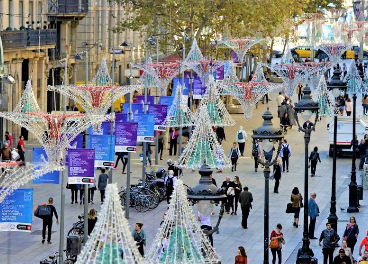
344 60 363 94
185 38 204 62
175 104 231 169
219 37 264 64
163 84 194 128
146 179 221 264
194 76 235 127
0 162 64 203
76 184 144 264
317 43 352 67
311 75 338 116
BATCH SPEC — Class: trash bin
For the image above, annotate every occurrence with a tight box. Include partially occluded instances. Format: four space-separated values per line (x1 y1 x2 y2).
66 235 82 256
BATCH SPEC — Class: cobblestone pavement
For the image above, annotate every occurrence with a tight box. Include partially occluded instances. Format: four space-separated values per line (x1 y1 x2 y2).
1 91 367 264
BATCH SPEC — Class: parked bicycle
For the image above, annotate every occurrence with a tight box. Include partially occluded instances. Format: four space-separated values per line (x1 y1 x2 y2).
39 250 76 264
67 214 84 243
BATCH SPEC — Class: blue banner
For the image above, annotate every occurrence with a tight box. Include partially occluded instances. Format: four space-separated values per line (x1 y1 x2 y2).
123 103 144 115
88 121 113 136
159 96 174 106
193 77 206 99
68 149 95 184
0 188 33 232
136 95 155 105
87 135 115 167
115 113 128 123
173 77 189 96
131 114 155 142
32 148 59 184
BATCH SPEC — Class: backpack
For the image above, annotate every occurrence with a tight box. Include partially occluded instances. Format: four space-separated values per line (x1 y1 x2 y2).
252 144 259 157
311 152 318 161
166 177 174 190
237 131 243 140
282 144 289 157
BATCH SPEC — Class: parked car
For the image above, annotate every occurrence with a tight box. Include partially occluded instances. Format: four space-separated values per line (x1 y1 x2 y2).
342 46 368 59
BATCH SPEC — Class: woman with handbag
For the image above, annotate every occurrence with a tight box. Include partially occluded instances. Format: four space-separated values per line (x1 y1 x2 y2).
270 223 284 264
233 176 242 215
343 216 359 254
291 187 302 228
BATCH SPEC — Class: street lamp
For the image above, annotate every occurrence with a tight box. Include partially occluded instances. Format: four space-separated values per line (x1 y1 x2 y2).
294 85 320 264
327 69 347 232
251 108 284 264
187 164 227 236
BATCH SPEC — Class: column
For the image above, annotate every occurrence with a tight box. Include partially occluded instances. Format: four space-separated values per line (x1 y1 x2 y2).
12 59 23 139
29 57 39 98
60 21 71 57
23 1 29 26
38 57 46 112
12 0 20 29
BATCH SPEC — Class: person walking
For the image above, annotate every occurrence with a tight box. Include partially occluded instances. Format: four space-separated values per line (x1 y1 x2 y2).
158 131 164 160
233 176 242 215
278 102 287 123
319 222 340 264
273 158 282 193
308 192 320 239
358 230 368 258
216 126 226 144
4 131 12 148
291 187 302 228
132 223 146 257
235 246 248 264
235 126 247 156
280 139 291 172
87 208 98 236
165 170 177 204
88 173 97 204
296 81 304 101
221 176 235 214
17 135 25 163
309 146 321 176
253 140 262 172
169 128 179 156
0 142 12 162
40 197 59 244
198 211 214 247
69 184 80 204
98 168 109 204
343 216 359 254
238 186 253 229
270 224 284 264
114 152 127 170
362 95 368 115
280 112 289 133
277 92 285 107
359 139 366 170
336 241 353 264
229 142 241 172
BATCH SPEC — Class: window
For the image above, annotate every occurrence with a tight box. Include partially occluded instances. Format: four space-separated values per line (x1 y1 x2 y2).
29 1 34 23
20 1 24 26
8 0 12 27
38 1 42 22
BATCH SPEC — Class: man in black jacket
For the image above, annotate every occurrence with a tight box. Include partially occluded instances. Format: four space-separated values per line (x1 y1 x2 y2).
41 197 59 244
333 249 352 264
239 187 253 229
221 177 236 214
359 139 366 170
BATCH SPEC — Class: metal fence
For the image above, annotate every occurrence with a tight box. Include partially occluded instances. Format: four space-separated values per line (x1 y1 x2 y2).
0 30 57 50
49 0 89 14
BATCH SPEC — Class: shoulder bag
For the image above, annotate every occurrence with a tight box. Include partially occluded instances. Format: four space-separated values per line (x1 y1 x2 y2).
269 238 279 249
227 187 235 196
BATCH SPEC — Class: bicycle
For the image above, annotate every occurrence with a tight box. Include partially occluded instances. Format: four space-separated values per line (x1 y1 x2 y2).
119 186 152 212
39 250 77 264
67 214 84 243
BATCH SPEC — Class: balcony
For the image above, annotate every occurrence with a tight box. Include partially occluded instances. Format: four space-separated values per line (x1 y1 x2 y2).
0 30 57 50
48 0 88 18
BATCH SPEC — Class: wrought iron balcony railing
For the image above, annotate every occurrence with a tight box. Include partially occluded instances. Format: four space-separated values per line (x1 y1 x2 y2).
0 30 57 50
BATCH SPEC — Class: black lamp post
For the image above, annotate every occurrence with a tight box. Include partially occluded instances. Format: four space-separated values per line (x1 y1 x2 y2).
252 108 284 264
327 69 347 232
346 75 359 213
294 85 320 263
187 164 227 236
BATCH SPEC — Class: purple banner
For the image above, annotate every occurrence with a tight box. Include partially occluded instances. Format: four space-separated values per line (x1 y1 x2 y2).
123 103 144 115
65 134 84 166
147 104 168 131
115 113 128 122
136 95 155 105
193 77 206 99
215 65 224 80
230 50 240 63
115 122 138 152
67 149 95 184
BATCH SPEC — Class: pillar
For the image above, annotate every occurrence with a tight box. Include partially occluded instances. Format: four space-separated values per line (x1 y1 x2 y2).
11 59 23 139
38 57 47 112
23 0 29 27
60 21 71 57
12 0 20 29
29 57 39 98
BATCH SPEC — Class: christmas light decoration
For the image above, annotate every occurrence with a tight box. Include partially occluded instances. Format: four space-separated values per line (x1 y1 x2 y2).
76 184 144 264
185 38 204 62
317 43 351 67
312 75 337 116
164 84 194 128
195 76 235 126
48 58 141 131
0 161 63 203
184 59 225 87
133 58 180 95
281 44 294 64
175 104 231 169
146 179 221 264
344 61 363 95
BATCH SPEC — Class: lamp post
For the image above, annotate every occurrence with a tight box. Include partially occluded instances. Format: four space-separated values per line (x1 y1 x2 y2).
327 69 347 232
251 108 284 264
346 76 359 213
294 85 320 263
186 164 227 237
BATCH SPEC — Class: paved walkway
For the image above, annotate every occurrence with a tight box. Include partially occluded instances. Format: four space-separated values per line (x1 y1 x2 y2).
1 92 368 264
